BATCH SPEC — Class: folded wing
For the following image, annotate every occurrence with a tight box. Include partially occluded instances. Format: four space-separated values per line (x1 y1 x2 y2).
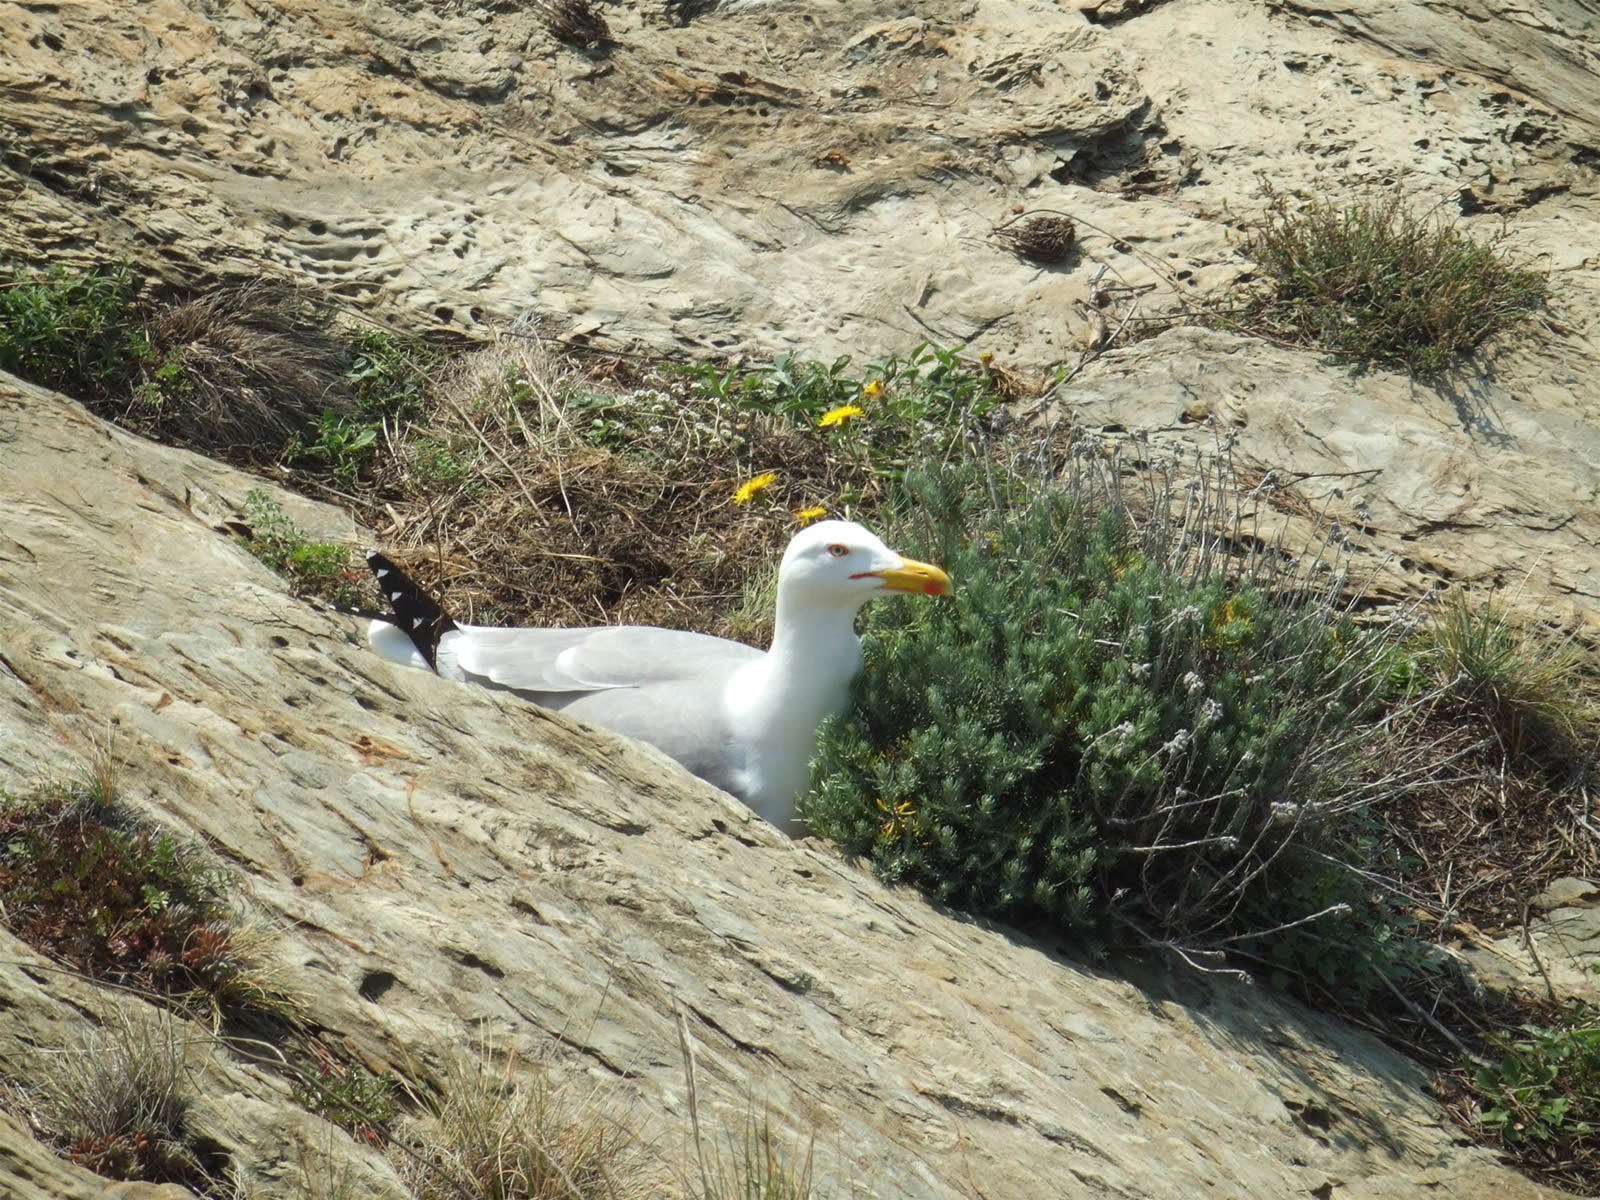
445 624 764 695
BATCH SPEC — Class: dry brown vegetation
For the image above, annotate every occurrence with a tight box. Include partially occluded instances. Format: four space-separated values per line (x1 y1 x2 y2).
336 329 921 644
141 283 356 453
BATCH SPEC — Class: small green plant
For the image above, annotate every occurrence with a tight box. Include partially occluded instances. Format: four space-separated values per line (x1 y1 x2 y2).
293 1056 400 1146
343 325 438 419
675 342 999 487
288 410 380 485
20 1010 222 1191
240 490 358 606
399 433 472 487
280 326 440 482
806 464 1412 999
0 775 289 1026
0 261 159 398
680 343 998 427
1425 590 1596 775
1474 1007 1600 1150
1238 187 1548 371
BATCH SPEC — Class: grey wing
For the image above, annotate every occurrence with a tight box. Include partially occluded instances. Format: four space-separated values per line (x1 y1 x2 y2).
447 624 761 797
558 679 749 795
448 624 763 694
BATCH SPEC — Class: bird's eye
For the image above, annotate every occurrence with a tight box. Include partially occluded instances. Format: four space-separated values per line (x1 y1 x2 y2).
827 543 849 558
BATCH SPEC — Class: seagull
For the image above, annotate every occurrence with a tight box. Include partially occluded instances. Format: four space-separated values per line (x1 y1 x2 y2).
363 520 952 834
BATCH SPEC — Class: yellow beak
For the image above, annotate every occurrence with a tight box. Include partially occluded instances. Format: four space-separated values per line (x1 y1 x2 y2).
869 557 953 597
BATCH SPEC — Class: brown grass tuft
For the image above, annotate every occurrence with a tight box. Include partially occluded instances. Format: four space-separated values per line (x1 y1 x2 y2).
991 213 1077 264
143 282 352 453
17 1010 226 1193
396 1048 662 1200
356 331 869 643
543 0 611 49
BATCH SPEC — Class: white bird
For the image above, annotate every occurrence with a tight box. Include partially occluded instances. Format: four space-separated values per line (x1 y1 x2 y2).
364 520 952 834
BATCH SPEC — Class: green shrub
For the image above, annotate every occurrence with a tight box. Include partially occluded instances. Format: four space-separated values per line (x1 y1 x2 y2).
806 466 1412 994
1240 188 1548 371
0 261 157 398
1474 1006 1600 1151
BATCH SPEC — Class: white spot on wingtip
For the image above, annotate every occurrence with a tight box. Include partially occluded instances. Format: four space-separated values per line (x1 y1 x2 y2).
375 567 390 579
413 616 427 629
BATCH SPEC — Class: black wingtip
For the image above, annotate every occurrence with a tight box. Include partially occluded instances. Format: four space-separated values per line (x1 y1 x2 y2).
364 550 459 671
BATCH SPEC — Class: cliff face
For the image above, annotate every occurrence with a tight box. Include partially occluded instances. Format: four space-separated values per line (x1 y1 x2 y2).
2 0 1599 1194
0 369 1564 1199
4 0 1596 622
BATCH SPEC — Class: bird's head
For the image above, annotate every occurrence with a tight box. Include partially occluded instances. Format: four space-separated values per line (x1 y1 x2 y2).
776 519 952 611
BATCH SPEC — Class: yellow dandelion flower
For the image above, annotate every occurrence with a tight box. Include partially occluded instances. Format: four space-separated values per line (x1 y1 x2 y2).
818 404 864 429
861 379 884 398
979 351 994 365
795 506 827 525
733 471 777 504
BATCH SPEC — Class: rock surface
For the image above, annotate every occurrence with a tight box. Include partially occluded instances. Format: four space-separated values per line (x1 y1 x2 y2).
0 367 1568 1197
3 0 1596 627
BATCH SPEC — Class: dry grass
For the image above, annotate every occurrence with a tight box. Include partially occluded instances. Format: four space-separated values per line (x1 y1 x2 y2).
396 1049 663 1200
689 1109 824 1200
1379 719 1598 931
991 213 1077 264
678 1010 830 1200
140 282 354 453
543 0 611 48
16 1009 226 1192
354 330 873 640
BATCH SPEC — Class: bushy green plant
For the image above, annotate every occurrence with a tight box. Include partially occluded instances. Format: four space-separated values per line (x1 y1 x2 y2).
240 490 357 606
0 261 163 398
806 467 1408 992
1240 188 1548 371
1475 1007 1600 1148
0 780 286 1025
